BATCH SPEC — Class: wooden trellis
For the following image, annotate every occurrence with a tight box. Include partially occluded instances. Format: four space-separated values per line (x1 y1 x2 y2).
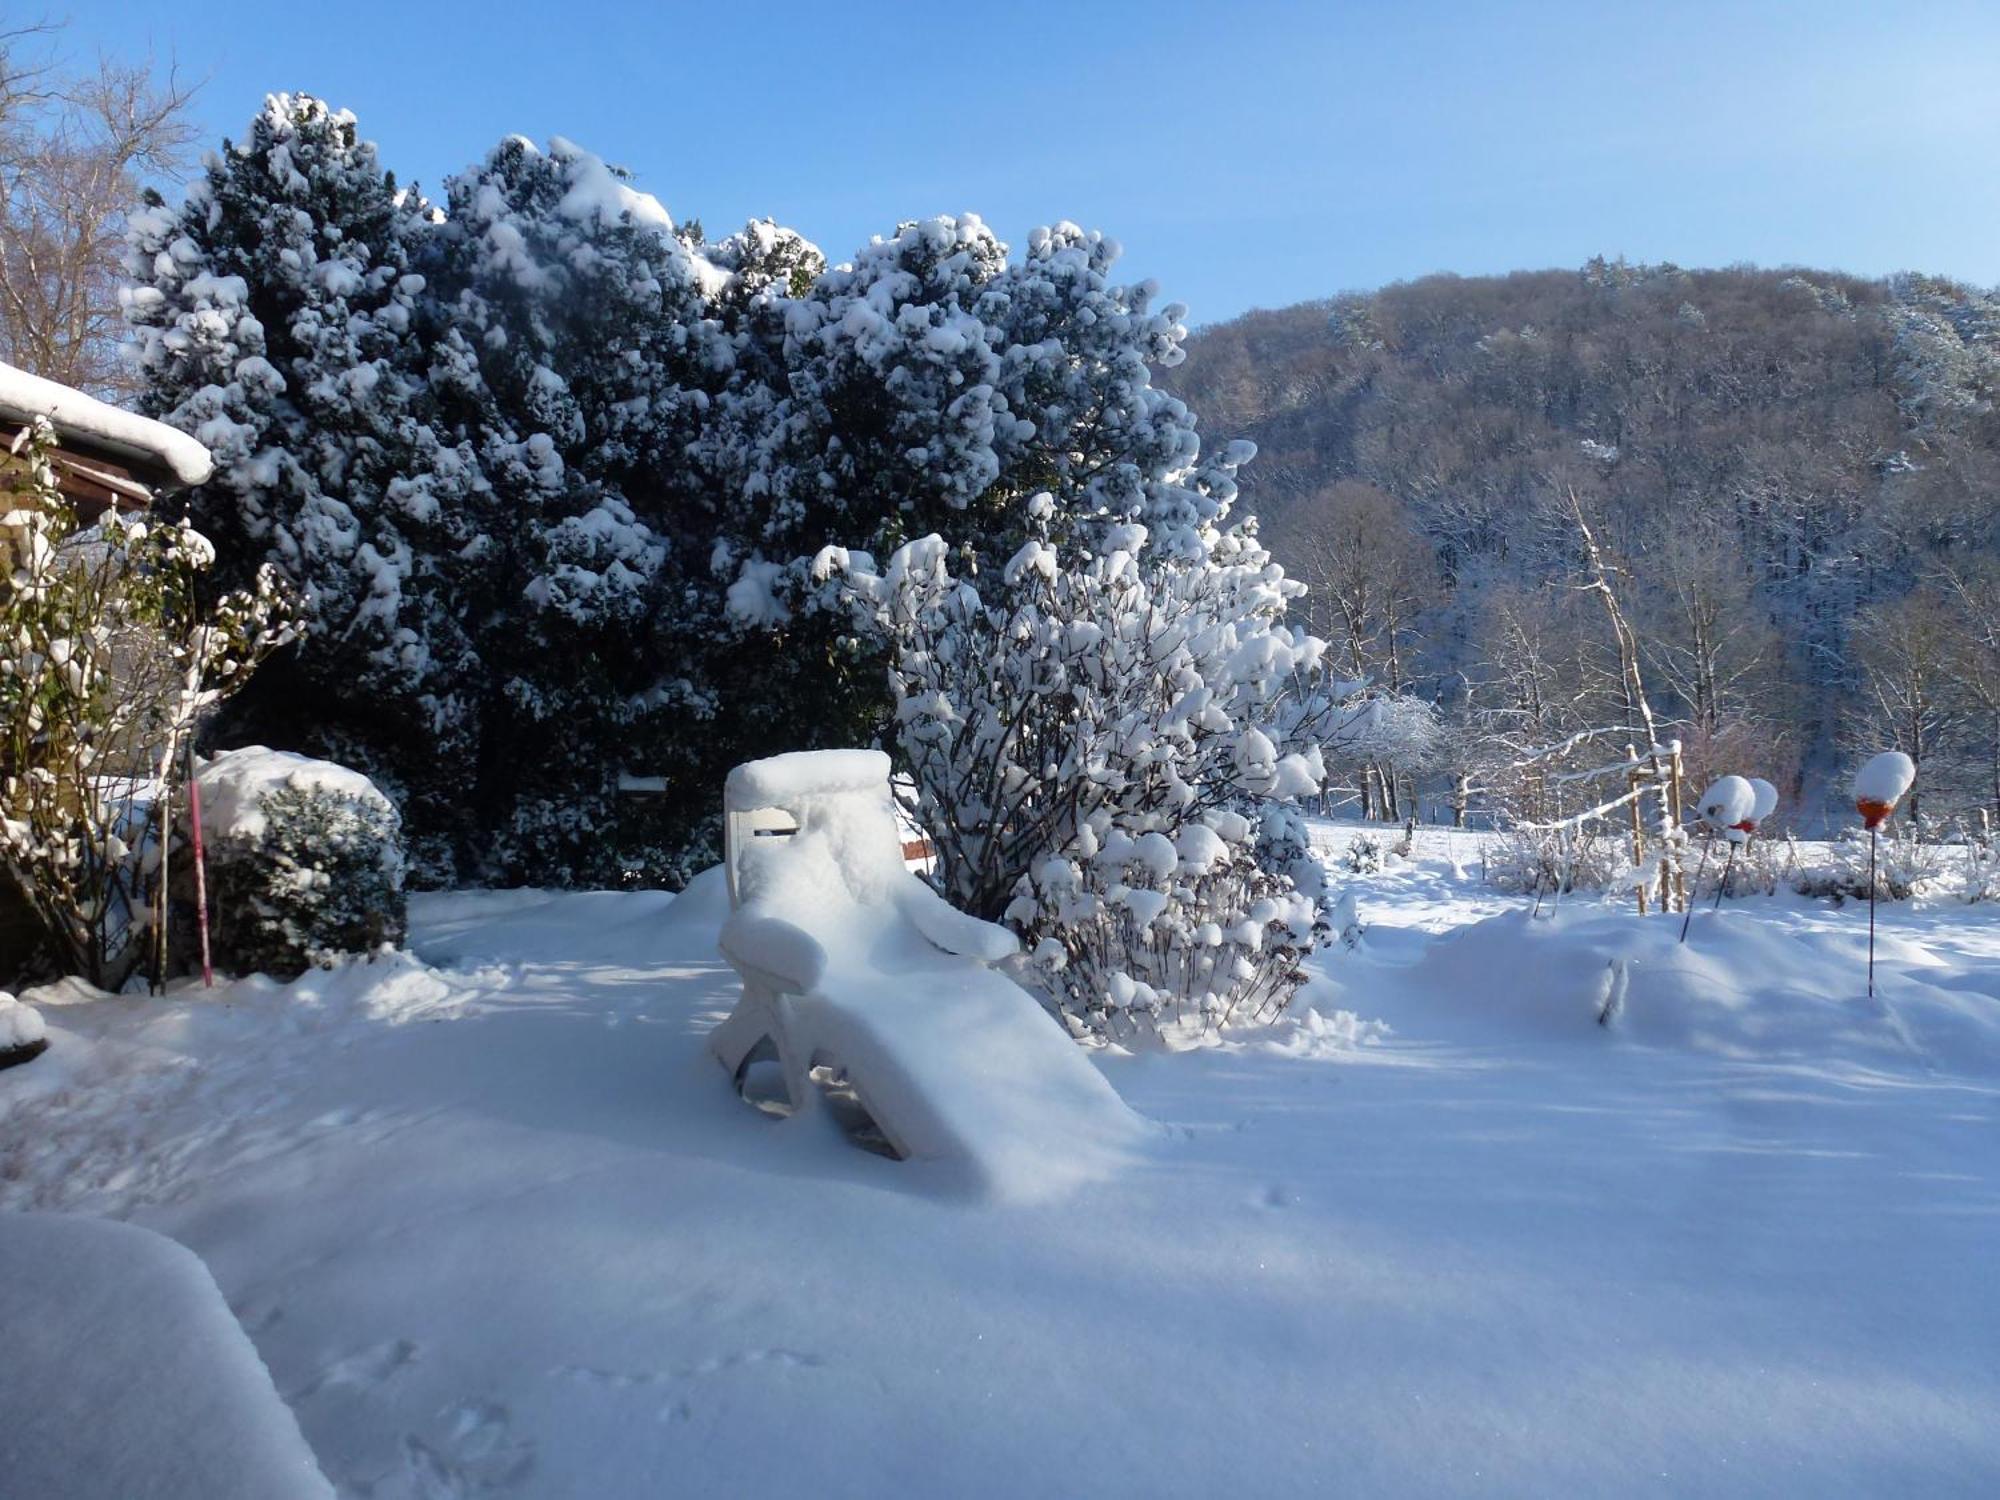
1508 493 1692 915
1622 740 1687 914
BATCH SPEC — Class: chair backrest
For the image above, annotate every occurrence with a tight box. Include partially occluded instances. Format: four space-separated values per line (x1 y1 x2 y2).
720 750 904 913
724 804 799 910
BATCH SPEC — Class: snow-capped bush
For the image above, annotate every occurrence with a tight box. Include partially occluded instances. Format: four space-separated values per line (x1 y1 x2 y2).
1788 823 1945 904
832 484 1330 1039
193 748 406 976
1012 807 1320 1038
1343 835 1383 874
1485 826 1627 896
1955 816 2000 903
1715 835 1785 899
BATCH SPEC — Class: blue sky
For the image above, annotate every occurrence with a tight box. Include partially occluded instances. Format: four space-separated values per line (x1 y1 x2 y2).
64 0 2000 326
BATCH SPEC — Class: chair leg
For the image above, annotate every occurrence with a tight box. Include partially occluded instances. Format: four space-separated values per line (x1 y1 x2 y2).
769 993 816 1118
711 985 820 1117
709 987 774 1080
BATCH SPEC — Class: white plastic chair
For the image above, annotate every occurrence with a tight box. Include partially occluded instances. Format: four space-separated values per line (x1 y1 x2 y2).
707 750 1142 1200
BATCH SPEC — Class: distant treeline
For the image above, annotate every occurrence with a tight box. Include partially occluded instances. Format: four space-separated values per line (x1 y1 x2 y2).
1168 260 2000 826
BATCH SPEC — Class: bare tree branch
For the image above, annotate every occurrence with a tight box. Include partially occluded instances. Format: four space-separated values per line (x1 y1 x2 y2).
0 22 201 395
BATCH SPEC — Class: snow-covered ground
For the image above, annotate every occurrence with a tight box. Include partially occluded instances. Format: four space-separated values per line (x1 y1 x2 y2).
5 829 2000 1497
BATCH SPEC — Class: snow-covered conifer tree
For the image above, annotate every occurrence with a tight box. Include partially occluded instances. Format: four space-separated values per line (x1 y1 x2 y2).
123 94 484 879
417 135 737 881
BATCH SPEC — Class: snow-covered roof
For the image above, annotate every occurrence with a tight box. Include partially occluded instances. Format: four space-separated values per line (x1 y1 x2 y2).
0 361 213 487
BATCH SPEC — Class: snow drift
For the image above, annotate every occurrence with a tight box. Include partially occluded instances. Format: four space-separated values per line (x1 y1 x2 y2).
1397 905 2000 1075
0 1213 331 1498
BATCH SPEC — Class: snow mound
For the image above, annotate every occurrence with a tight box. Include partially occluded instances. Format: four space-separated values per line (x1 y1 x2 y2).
1399 906 2000 1074
656 863 733 944
285 949 462 1024
0 992 45 1052
0 1213 332 1498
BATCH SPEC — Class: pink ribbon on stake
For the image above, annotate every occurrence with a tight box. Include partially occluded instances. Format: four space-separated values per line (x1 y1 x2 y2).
186 743 214 988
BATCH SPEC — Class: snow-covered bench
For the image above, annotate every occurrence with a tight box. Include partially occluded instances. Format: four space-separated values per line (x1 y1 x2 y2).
709 750 1143 1200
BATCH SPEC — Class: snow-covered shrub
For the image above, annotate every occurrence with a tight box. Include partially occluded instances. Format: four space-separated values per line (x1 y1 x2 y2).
1014 808 1319 1037
192 748 405 976
834 483 1329 1038
125 96 487 873
1956 818 2000 903
128 98 733 888
1717 835 1784 898
1485 826 1626 896
1788 824 1945 904
420 134 738 886
1343 835 1383 874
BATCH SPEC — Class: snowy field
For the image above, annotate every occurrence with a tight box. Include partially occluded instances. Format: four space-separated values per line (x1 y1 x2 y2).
6 827 2000 1497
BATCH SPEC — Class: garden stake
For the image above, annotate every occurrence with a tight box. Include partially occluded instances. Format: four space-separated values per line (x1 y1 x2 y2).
1868 827 1878 999
1679 837 1712 944
152 775 169 994
1712 844 1738 911
186 739 214 988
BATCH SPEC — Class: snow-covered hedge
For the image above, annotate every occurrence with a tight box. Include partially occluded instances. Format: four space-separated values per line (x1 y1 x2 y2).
192 748 406 976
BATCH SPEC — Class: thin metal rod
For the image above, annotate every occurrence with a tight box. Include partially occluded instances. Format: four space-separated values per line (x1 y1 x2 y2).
1868 828 1878 999
1713 844 1738 910
186 738 214 988
1679 839 1712 944
152 773 169 994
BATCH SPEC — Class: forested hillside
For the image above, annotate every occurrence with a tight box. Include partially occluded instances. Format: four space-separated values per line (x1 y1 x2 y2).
1168 261 2000 825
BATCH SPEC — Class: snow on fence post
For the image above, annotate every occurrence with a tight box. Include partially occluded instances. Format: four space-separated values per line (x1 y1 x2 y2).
1666 741 1688 911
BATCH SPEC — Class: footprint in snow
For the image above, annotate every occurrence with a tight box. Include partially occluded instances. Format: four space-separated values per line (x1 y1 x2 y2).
552 1347 825 1389
231 1295 285 1334
289 1336 420 1402
394 1408 536 1496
